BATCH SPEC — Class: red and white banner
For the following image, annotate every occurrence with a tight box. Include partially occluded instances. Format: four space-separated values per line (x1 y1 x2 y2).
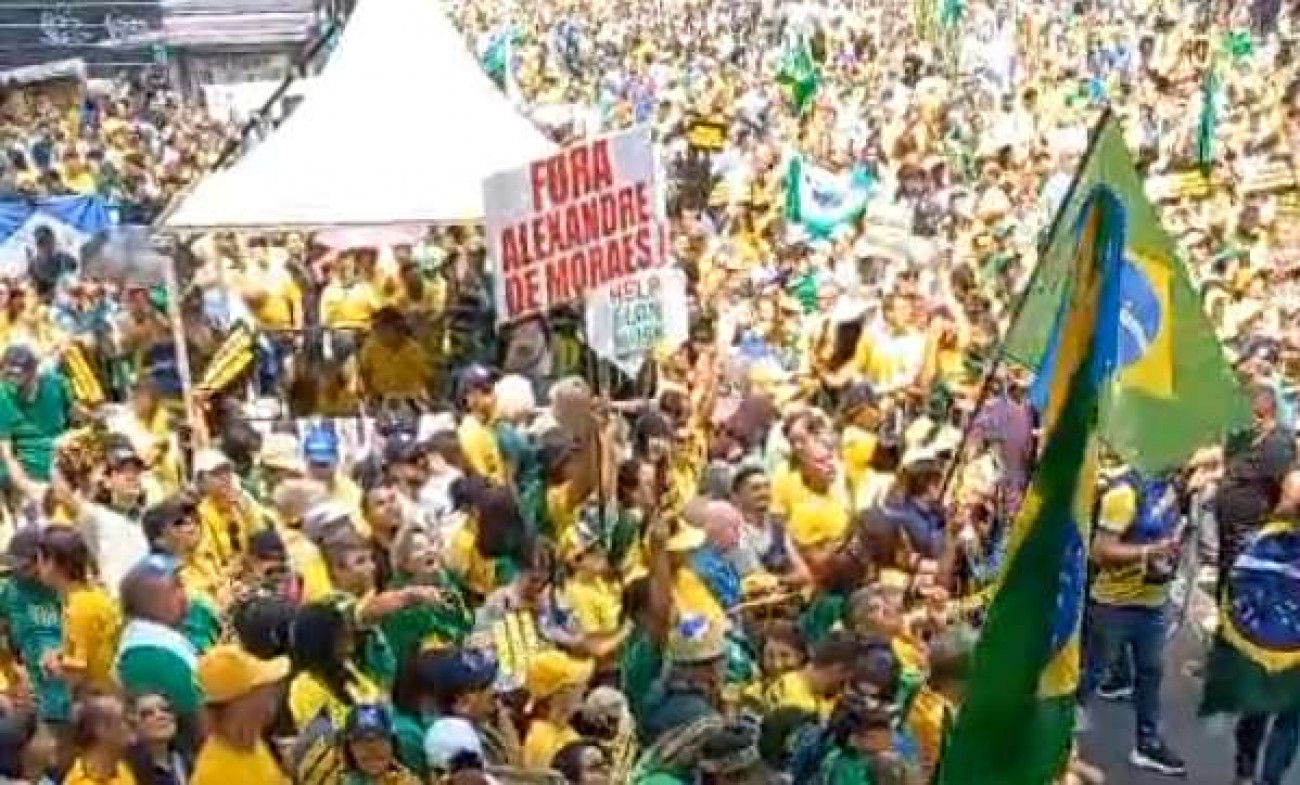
484 126 667 324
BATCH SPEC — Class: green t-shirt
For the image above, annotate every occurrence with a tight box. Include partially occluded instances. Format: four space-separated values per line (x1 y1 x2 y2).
182 594 222 654
819 748 873 785
392 712 429 778
0 373 73 482
620 628 663 725
0 577 67 721
379 572 473 663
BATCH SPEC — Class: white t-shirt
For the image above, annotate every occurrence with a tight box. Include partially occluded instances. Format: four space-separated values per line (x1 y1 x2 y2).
76 503 150 598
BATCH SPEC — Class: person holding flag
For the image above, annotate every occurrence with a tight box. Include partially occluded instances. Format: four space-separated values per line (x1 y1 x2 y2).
1202 469 1300 785
1079 457 1186 776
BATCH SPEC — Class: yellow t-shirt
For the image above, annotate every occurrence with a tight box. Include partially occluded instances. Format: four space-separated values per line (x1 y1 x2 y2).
892 637 926 672
854 328 927 391
320 281 381 329
63 758 137 785
62 585 122 692
383 276 447 317
240 264 302 332
545 481 585 542
763 668 833 719
787 488 851 549
842 426 891 511
564 574 622 635
458 415 505 484
523 719 581 770
1090 481 1168 608
907 686 953 778
179 553 225 600
327 475 365 528
283 528 334 603
197 496 264 570
446 523 496 597
288 664 383 729
358 336 431 400
191 737 289 785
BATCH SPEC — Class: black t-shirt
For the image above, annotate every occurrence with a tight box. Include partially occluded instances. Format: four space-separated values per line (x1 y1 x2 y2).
1215 426 1295 534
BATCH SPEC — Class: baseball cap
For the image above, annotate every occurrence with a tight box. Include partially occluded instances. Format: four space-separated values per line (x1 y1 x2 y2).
456 364 498 404
426 648 497 697
2 344 36 376
665 524 706 553
249 528 288 561
141 495 197 544
260 432 306 475
198 644 290 704
383 431 424 466
192 448 232 475
424 716 485 771
301 501 353 544
525 650 594 702
669 614 726 666
344 703 394 740
302 426 339 466
4 526 41 570
132 553 180 578
105 444 144 470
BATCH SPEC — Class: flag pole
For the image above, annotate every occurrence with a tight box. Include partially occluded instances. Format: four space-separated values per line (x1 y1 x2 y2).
937 107 1115 503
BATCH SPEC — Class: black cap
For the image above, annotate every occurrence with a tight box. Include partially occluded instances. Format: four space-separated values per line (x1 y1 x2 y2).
456 364 498 404
141 495 196 544
105 437 144 470
1 344 36 376
383 432 424 466
249 528 288 561
4 526 41 569
840 382 879 418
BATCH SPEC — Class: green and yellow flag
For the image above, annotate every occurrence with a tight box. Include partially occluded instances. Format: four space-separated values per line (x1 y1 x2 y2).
940 132 1142 785
1201 518 1300 716
1010 114 1248 473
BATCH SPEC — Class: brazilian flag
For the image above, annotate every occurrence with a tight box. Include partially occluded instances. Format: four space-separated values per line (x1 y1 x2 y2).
1201 520 1300 716
940 144 1144 785
1011 113 1247 474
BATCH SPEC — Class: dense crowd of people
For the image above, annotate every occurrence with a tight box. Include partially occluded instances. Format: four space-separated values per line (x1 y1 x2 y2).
0 0 1293 783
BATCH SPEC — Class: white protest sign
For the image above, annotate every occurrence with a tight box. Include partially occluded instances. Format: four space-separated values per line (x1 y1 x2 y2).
484 125 668 325
584 267 688 377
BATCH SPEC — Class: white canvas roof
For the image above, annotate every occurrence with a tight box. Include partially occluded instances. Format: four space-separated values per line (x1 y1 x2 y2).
164 0 555 230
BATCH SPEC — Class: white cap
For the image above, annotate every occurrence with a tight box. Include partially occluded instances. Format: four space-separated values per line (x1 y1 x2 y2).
424 716 485 770
192 449 232 475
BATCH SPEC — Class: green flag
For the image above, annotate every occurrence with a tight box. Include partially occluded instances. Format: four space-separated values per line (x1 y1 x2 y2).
1005 115 1247 473
1195 61 1220 173
776 38 820 117
941 165 1134 785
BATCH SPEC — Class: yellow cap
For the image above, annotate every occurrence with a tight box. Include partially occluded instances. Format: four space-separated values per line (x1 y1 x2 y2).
198 645 290 704
525 650 594 701
665 524 706 553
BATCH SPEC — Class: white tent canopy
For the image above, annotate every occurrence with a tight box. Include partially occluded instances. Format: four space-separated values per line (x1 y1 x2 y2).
164 0 555 230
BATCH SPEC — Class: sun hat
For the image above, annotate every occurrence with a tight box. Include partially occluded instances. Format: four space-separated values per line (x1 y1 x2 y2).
198 644 290 704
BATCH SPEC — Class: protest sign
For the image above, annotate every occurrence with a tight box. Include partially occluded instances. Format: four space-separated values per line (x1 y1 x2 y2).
485 126 667 324
584 267 688 377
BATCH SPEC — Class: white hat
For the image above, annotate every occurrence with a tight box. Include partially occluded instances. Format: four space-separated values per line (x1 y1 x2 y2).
423 716 485 770
192 449 232 475
260 432 305 474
